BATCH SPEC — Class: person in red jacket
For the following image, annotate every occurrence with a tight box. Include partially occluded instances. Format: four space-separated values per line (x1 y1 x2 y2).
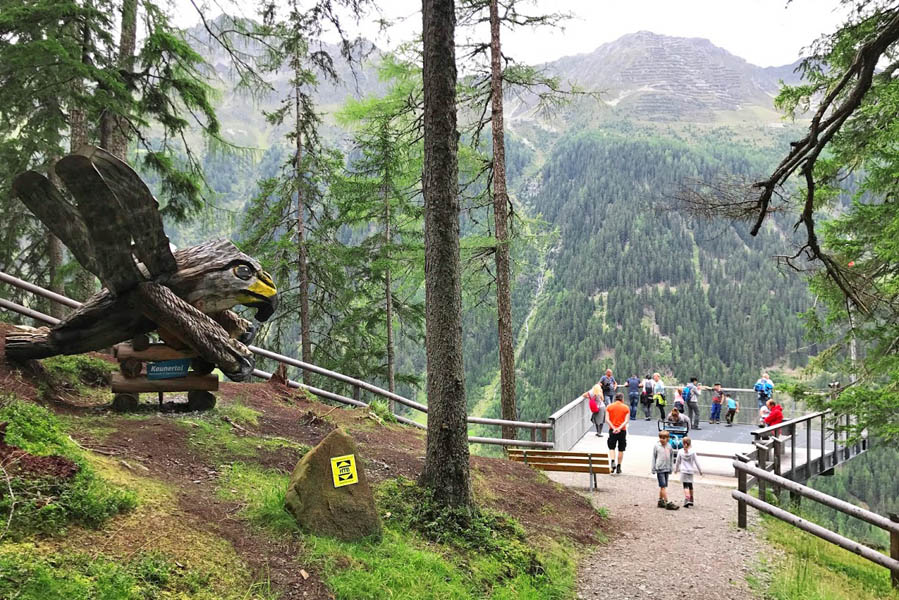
763 399 783 436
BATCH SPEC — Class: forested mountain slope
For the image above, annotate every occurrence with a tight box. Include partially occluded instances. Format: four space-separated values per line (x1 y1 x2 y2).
507 130 812 421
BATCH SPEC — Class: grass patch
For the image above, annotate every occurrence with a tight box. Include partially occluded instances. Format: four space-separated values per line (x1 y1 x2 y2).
41 355 113 390
761 514 899 600
217 400 261 427
301 477 577 600
217 462 299 534
218 466 580 600
0 397 136 538
0 544 278 600
178 405 308 460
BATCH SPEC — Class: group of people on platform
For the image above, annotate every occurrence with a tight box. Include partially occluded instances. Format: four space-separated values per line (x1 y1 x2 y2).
580 369 785 508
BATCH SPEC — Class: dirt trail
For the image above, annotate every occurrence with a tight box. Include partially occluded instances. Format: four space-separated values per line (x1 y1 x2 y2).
574 474 767 600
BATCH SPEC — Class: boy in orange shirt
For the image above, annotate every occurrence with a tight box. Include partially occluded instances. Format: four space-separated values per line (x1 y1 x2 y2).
605 393 630 474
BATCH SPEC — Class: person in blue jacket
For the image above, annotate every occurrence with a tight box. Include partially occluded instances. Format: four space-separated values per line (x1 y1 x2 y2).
754 372 774 409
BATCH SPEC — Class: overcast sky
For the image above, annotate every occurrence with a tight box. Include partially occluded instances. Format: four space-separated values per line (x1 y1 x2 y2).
177 0 850 67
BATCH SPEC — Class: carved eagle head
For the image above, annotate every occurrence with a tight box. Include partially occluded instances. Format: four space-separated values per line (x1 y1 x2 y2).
167 240 279 322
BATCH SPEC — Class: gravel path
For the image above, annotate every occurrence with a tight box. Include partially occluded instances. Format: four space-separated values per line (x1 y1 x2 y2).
576 474 767 600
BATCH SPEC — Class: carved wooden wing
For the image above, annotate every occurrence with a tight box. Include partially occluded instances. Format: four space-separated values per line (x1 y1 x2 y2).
12 145 178 294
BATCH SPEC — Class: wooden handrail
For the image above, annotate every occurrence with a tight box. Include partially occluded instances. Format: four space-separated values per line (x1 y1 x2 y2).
733 490 899 573
733 461 899 534
752 409 830 437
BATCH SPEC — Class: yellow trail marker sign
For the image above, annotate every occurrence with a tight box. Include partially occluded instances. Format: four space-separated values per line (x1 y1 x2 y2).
330 454 358 488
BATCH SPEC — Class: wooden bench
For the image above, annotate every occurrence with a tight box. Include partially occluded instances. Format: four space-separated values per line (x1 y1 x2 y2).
507 449 611 491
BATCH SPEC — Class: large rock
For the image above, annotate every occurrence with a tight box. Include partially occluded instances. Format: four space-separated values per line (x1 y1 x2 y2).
285 428 382 541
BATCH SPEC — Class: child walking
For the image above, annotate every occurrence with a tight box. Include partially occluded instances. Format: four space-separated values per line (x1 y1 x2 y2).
674 436 703 507
724 394 739 426
651 431 679 510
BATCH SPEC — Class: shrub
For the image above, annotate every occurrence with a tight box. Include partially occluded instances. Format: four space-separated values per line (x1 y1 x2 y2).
368 399 397 423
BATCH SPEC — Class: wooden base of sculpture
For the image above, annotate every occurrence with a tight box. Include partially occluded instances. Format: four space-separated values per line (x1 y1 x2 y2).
111 340 218 411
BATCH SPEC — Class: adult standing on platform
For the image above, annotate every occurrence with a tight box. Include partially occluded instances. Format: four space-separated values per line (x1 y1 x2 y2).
626 373 641 419
652 372 666 420
599 369 617 405
641 374 654 420
606 393 630 475
583 382 606 437
684 377 702 430
754 372 774 409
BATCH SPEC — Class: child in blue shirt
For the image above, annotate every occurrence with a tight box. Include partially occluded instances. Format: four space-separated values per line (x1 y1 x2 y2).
725 395 739 426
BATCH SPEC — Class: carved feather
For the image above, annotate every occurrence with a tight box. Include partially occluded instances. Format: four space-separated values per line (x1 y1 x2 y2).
12 171 101 276
54 154 144 292
78 145 178 279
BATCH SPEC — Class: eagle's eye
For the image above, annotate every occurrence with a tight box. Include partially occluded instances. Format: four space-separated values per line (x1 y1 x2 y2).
233 264 253 281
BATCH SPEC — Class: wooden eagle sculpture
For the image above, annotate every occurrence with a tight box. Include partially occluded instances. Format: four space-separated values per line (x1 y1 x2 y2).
4 145 278 382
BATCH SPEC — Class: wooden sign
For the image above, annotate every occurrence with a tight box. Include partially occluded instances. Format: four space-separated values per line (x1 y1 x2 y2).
147 358 192 380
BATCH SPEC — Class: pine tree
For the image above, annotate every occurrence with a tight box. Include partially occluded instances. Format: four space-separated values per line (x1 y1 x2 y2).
420 0 472 510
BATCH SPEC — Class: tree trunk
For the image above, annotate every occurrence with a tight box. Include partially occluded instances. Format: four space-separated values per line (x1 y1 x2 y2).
295 79 312 384
383 180 396 407
419 0 471 510
71 23 97 300
489 0 517 441
104 0 137 159
46 233 65 319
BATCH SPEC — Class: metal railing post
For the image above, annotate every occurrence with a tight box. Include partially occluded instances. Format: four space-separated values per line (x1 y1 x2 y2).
820 414 826 472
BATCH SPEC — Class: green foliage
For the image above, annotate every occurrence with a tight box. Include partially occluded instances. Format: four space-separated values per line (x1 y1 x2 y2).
0 398 136 538
368 399 397 423
0 546 278 600
761 514 899 600
297 477 575 600
305 527 575 600
762 3 899 441
216 465 577 599
216 400 261 428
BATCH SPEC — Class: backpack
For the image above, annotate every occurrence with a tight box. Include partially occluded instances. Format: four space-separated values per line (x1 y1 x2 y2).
644 381 653 396
682 385 692 403
601 376 613 394
588 392 599 413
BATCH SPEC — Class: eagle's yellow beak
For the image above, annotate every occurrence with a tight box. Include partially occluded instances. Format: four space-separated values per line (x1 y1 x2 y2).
237 271 278 322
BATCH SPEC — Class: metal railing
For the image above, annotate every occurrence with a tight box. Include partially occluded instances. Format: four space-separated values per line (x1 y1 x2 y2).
0 270 552 448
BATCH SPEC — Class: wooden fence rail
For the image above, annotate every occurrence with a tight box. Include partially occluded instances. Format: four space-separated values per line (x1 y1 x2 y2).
0 272 553 448
733 460 899 588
